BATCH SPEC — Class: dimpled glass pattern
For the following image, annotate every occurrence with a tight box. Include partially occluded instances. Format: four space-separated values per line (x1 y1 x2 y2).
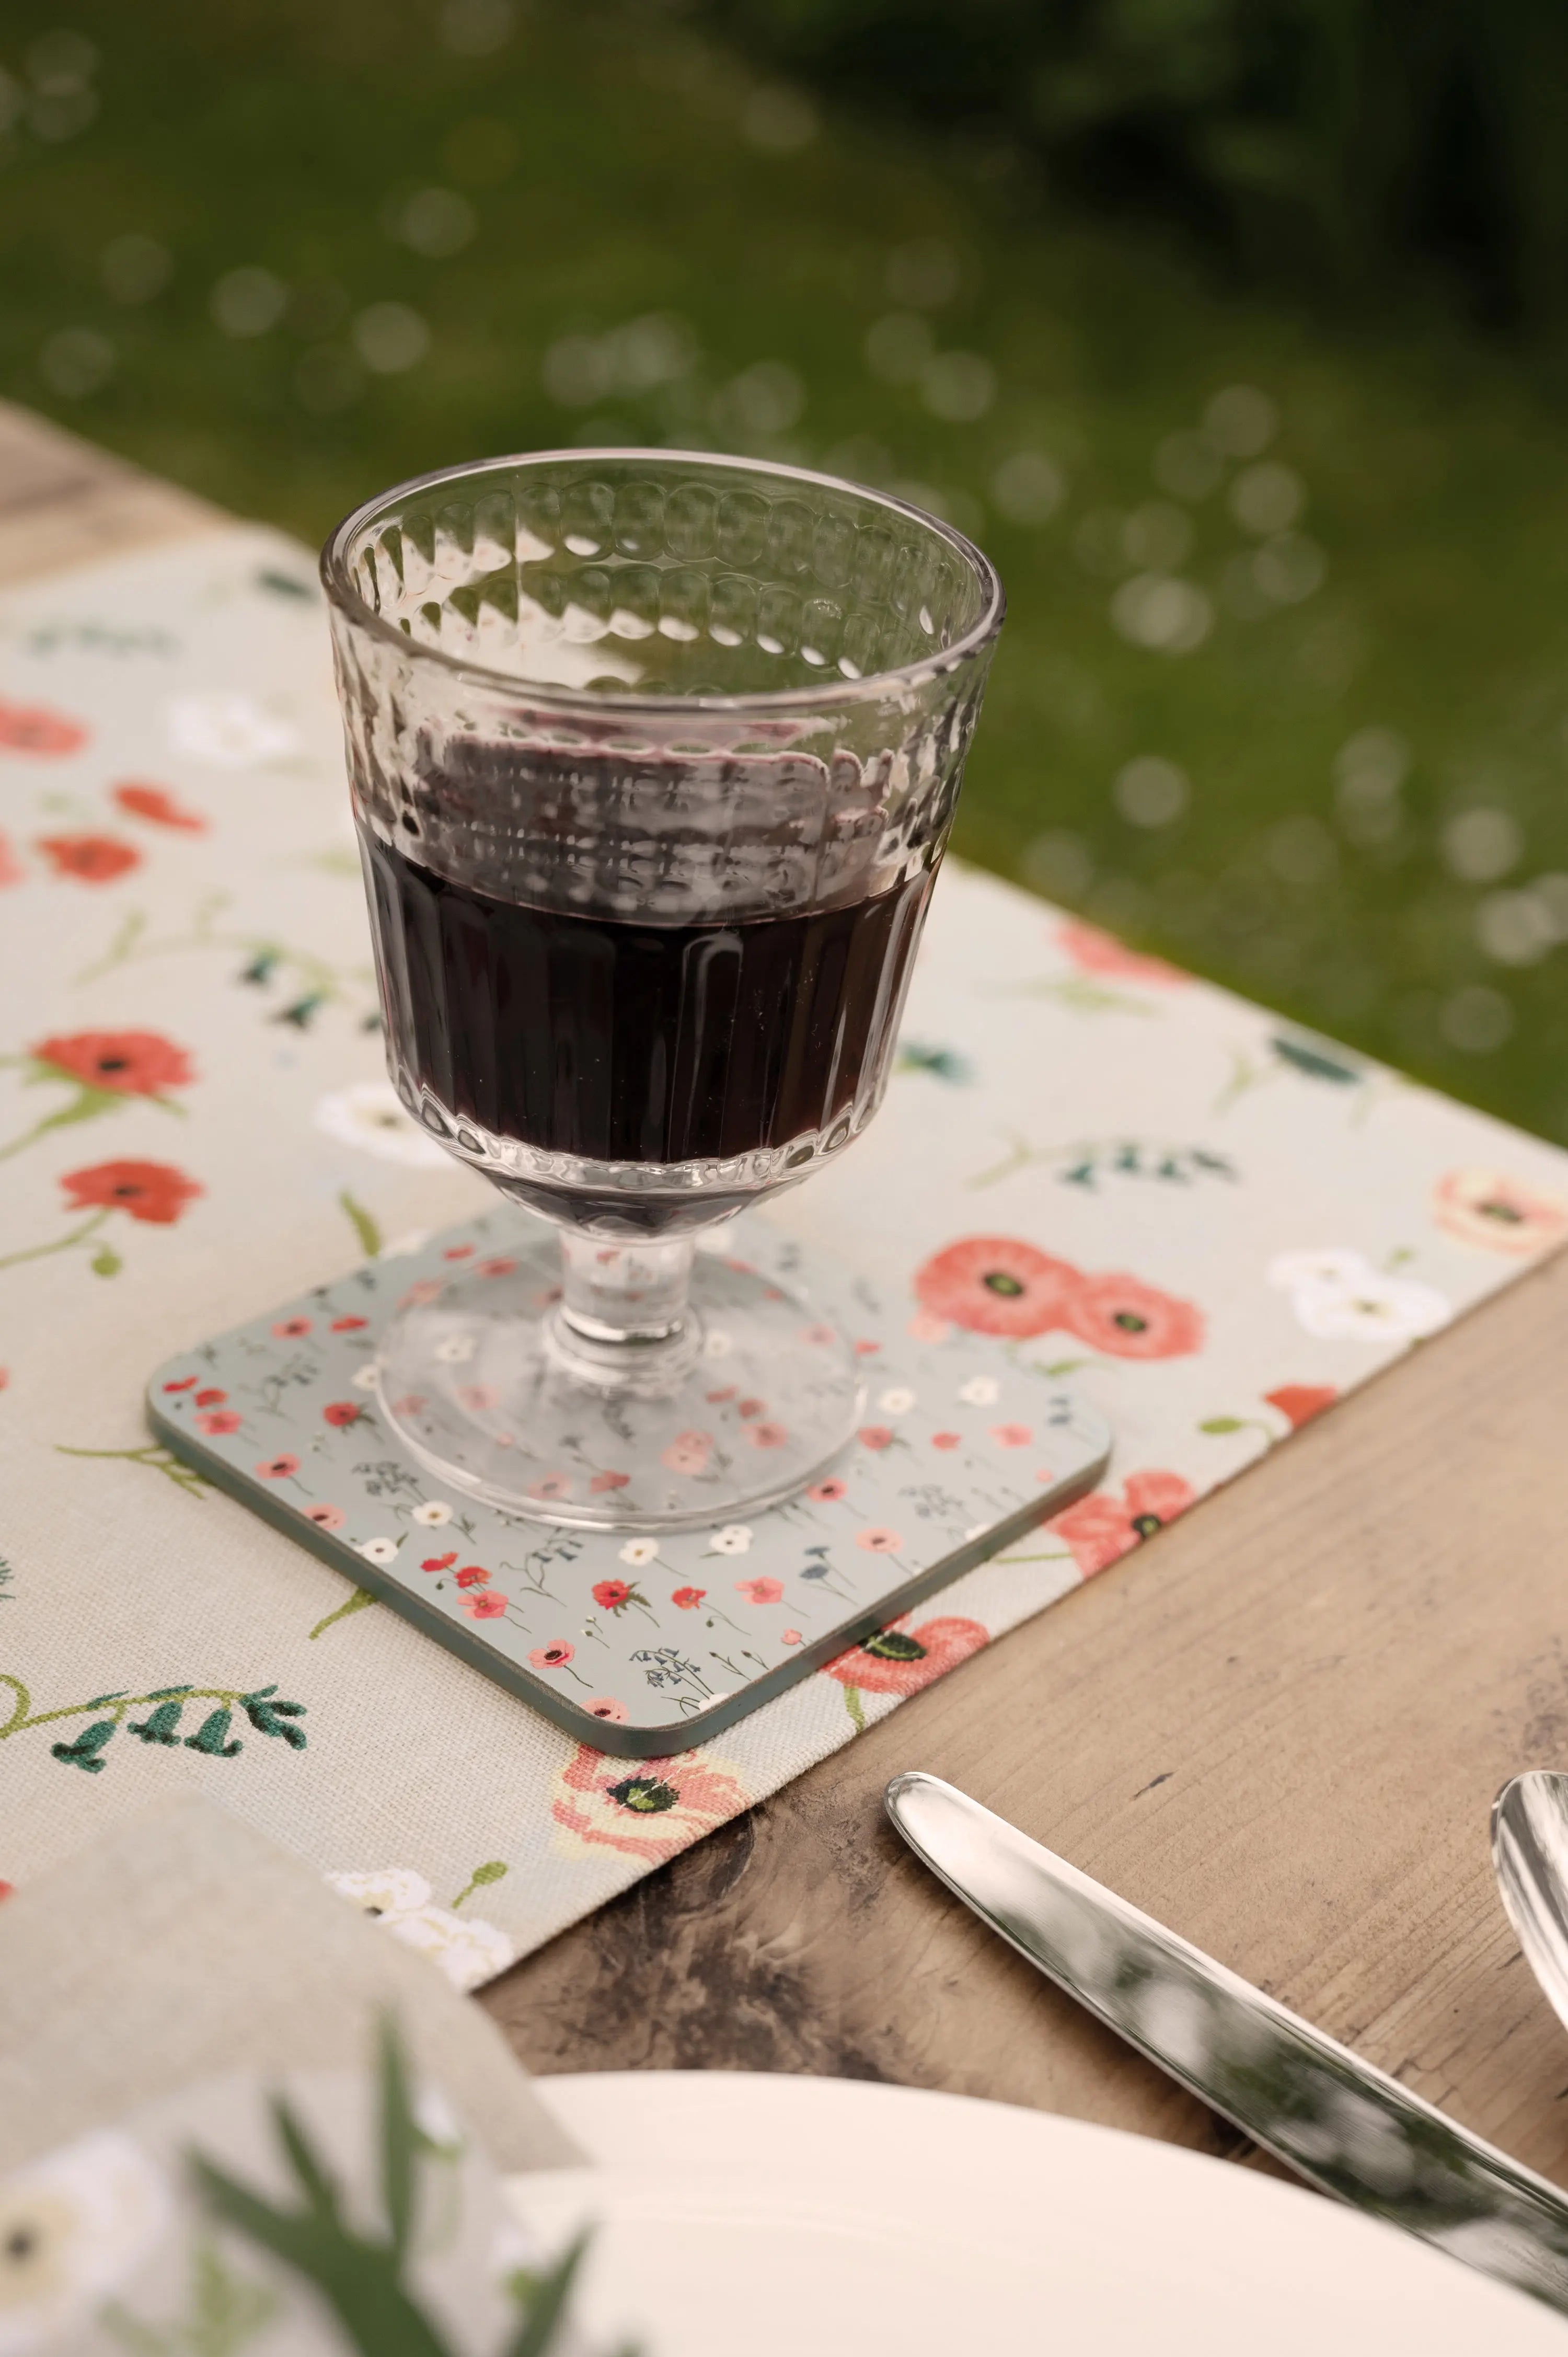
321 449 1002 1530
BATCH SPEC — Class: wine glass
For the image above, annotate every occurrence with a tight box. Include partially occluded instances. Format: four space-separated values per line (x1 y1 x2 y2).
321 450 1003 1531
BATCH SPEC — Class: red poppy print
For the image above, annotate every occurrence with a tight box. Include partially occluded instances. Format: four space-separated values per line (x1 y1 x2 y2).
593 1579 631 1610
331 1315 368 1333
661 1429 712 1476
990 1423 1031 1448
590 1469 630 1492
322 1401 364 1428
464 1591 506 1619
855 1527 902 1554
528 1473 571 1502
60 1159 201 1225
931 1431 961 1450
163 1376 196 1392
1061 1272 1203 1360
824 1614 988 1696
1265 1384 1336 1430
735 1576 783 1604
256 1453 300 1481
36 834 140 883
479 1256 516 1277
305 1503 345 1530
1057 918 1184 986
421 1552 457 1572
0 698 87 756
586 1697 629 1723
272 1316 312 1338
551 1743 750 1864
806 1476 848 1502
193 1387 225 1407
745 1420 788 1449
112 780 206 832
1049 1469 1196 1576
858 1425 893 1451
455 1564 491 1589
672 1585 706 1609
0 832 23 887
914 1236 1081 1340
530 1641 575 1670
32 1029 195 1097
194 1409 241 1435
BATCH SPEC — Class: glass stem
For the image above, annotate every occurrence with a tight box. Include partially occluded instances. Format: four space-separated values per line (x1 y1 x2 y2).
548 1229 702 1393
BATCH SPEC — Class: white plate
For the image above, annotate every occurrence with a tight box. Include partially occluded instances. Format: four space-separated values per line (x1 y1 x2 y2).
512 2071 1564 2355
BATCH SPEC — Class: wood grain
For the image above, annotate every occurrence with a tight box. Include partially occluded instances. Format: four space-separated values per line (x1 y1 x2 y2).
486 1245 1568 2188
3 396 1562 2186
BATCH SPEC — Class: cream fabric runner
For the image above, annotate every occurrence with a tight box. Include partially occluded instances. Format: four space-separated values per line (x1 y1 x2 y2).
4 525 1566 1982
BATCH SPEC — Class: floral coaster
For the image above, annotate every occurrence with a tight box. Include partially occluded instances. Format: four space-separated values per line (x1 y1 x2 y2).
147 1210 1111 1757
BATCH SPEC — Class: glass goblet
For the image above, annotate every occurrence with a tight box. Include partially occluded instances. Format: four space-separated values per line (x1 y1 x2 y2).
321 450 1003 1530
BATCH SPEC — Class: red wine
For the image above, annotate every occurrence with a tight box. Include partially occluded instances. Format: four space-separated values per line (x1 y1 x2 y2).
364 832 933 1170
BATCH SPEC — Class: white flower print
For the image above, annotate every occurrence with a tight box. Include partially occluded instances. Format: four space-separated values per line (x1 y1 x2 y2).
1269 1247 1450 1343
325 1868 513 1990
356 1535 399 1566
618 1536 659 1566
327 1866 433 1917
708 1524 753 1556
958 1376 999 1406
433 1335 475 1364
382 1227 433 1258
384 1904 515 1993
411 1499 454 1527
0 2131 170 2347
167 690 298 766
703 1329 733 1359
877 1386 917 1415
351 1363 380 1392
314 1080 449 1169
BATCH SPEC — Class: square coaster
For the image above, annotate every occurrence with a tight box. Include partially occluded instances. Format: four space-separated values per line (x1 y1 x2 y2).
148 1211 1110 1756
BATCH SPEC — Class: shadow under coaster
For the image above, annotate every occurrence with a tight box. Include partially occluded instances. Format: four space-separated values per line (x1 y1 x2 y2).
148 1211 1111 1758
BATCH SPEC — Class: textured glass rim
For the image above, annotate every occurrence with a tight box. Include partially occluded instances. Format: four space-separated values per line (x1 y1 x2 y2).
319 446 1005 717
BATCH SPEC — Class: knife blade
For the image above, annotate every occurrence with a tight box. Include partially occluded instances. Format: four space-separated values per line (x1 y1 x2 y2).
885 1769 1568 2317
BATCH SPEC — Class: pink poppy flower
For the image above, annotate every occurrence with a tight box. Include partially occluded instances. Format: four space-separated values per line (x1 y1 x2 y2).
735 1576 785 1604
737 1396 766 1419
1049 1469 1196 1576
465 1591 506 1619
745 1420 788 1449
551 1743 750 1863
858 1425 894 1451
914 1236 1081 1340
586 1697 629 1723
272 1316 313 1339
305 1503 345 1530
458 1383 500 1412
672 1585 707 1609
589 1469 631 1493
853 1338 881 1356
1264 1384 1336 1430
855 1526 903 1554
1057 918 1184 985
527 1472 571 1501
0 831 24 886
824 1614 988 1696
443 1243 474 1259
194 1409 241 1436
906 1309 951 1343
990 1422 1031 1448
1061 1272 1203 1360
661 1428 712 1476
0 698 87 755
530 1641 576 1670
706 1386 736 1405
256 1453 299 1480
479 1256 516 1277
806 1475 848 1503
931 1430 961 1450
1433 1167 1568 1257
782 1628 803 1646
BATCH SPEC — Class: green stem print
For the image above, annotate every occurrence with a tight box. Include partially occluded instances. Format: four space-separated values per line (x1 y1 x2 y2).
0 1673 308 1773
309 1586 378 1641
0 1206 113 1274
56 1442 214 1500
339 1189 382 1258
74 894 373 1032
843 1685 867 1732
449 1859 508 1911
102 2236 279 2357
985 974 1157 1015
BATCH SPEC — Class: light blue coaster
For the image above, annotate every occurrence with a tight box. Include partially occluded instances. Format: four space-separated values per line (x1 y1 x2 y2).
147 1212 1110 1757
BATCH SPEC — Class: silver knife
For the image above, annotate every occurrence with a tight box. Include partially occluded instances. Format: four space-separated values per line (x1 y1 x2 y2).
885 1769 1568 2316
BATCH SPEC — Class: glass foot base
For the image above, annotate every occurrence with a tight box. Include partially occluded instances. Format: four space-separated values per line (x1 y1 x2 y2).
374 1238 866 1530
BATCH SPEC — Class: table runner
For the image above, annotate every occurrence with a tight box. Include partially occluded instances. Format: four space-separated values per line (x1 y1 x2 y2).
4 524 1566 1987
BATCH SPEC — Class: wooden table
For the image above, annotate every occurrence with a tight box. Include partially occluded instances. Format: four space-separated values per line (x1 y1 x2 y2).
11 398 1568 2187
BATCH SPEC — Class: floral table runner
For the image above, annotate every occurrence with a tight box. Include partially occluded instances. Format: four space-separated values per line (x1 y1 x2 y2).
3 525 1566 1989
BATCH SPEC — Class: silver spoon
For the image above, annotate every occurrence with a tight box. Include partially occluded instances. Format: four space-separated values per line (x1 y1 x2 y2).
1492 1770 1568 2034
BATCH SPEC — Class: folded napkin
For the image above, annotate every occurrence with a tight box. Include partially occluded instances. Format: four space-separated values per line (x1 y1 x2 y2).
0 1795 580 2176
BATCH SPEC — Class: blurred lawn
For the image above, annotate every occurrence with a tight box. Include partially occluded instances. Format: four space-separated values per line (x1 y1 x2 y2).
3 0 1568 1142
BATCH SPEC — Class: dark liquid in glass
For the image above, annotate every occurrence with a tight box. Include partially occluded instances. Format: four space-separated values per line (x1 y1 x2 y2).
364 833 933 1167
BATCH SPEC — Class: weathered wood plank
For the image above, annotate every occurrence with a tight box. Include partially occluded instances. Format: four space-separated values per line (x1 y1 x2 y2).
0 399 221 588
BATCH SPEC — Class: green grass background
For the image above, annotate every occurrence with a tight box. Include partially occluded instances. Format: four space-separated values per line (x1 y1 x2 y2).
3 0 1567 1142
